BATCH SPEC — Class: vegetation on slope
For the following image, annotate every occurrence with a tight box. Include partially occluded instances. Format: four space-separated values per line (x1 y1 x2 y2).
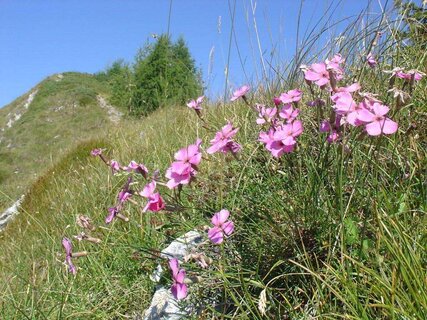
0 72 114 211
96 34 202 116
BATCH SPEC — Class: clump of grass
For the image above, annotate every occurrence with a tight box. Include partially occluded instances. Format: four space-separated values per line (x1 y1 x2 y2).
0 72 113 212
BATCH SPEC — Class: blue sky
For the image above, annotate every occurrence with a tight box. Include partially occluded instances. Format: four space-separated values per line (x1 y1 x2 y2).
0 0 393 108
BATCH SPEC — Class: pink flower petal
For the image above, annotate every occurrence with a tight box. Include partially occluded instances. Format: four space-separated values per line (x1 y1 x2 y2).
174 269 186 284
171 283 188 300
212 209 230 226
381 118 398 135
357 108 376 123
222 220 234 236
169 258 179 276
365 121 382 136
105 207 118 224
311 62 327 74
139 181 156 198
315 77 329 87
304 69 321 81
320 120 331 132
372 103 389 117
62 237 72 257
208 226 224 244
292 120 303 136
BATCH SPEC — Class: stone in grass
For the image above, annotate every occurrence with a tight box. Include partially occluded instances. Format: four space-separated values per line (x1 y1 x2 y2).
150 230 203 282
143 287 189 320
143 230 204 320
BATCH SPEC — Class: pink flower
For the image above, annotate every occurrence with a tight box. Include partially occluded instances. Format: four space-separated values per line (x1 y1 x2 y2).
357 103 398 136
208 209 234 244
174 139 202 167
273 96 282 106
139 180 165 212
335 83 361 93
320 120 331 133
396 70 424 82
260 121 303 157
256 105 277 125
124 161 148 178
327 130 340 143
187 96 204 110
325 54 345 78
105 206 119 224
279 105 300 123
207 122 241 155
90 148 102 156
169 258 188 300
279 89 303 104
165 162 193 189
366 53 377 68
110 160 121 174
62 237 76 275
331 91 363 126
304 62 330 87
165 139 202 189
230 85 250 101
320 116 342 144
118 177 133 203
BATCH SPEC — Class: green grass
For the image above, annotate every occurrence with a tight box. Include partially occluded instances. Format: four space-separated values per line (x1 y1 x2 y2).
0 72 113 211
0 2 426 319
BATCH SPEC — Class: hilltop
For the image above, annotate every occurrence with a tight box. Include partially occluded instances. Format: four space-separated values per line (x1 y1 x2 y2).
0 72 122 212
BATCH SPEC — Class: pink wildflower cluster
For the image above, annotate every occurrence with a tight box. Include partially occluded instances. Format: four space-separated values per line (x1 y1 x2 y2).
303 54 399 141
165 139 202 189
208 209 234 244
257 89 304 157
63 48 423 301
207 122 241 155
303 54 344 88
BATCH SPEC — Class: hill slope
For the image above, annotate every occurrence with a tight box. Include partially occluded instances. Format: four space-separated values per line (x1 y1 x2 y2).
0 72 121 212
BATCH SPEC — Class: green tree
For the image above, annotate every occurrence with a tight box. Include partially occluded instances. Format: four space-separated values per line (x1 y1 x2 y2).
131 35 202 116
96 59 133 112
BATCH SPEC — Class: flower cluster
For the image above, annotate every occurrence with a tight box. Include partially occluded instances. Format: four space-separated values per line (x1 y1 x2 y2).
65 137 237 294
206 122 241 155
139 180 165 212
208 209 234 244
303 54 400 141
257 89 304 157
165 139 202 189
62 50 422 305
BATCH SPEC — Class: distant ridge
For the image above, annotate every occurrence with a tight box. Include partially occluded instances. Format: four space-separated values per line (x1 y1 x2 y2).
0 72 118 211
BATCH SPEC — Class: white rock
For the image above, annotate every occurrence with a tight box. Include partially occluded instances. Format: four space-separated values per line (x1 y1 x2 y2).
143 287 188 320
0 195 24 231
160 230 203 261
143 230 203 320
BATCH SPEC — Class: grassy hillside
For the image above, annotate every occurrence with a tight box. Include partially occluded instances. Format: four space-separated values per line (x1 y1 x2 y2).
0 72 118 211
